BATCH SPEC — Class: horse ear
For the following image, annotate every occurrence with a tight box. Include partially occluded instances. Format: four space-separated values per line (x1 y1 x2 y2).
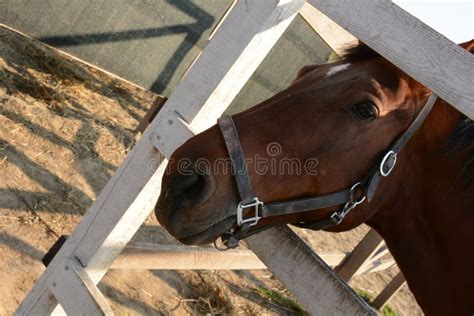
459 39 474 53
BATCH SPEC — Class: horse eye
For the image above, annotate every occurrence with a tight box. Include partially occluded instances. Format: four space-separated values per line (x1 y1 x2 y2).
348 102 379 121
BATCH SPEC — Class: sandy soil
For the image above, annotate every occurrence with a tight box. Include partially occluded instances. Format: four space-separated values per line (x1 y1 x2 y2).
0 25 422 315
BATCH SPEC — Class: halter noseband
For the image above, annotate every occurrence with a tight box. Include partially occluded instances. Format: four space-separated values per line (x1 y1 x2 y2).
216 94 438 249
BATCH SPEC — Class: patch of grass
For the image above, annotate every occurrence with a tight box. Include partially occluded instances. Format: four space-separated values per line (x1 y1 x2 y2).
382 304 397 316
355 289 398 316
254 286 304 315
357 289 373 304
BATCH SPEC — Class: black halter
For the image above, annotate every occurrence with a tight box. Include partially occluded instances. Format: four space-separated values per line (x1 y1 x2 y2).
216 94 438 249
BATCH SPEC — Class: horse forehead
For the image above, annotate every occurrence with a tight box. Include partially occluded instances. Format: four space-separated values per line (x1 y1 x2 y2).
323 63 351 78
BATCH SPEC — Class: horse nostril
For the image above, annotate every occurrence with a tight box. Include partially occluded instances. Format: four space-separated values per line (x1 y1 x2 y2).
180 173 205 196
171 172 213 207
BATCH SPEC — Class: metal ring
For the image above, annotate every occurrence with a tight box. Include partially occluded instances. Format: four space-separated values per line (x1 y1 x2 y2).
350 182 366 205
380 150 397 177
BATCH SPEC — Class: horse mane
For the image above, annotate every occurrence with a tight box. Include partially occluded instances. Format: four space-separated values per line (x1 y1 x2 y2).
342 42 473 188
340 42 380 61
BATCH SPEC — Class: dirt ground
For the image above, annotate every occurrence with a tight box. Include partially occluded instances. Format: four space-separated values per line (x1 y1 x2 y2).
0 25 423 315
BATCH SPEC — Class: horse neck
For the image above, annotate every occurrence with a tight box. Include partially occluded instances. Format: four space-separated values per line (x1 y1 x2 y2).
368 100 474 314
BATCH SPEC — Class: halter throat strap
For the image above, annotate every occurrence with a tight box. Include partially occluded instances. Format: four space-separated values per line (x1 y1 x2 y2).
216 94 437 248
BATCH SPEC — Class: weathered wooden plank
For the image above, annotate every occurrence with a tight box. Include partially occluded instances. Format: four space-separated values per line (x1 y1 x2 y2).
372 271 406 310
48 257 113 316
15 1 305 314
308 0 474 119
112 243 266 270
110 243 347 270
336 229 385 282
299 2 357 55
247 226 375 315
105 241 395 274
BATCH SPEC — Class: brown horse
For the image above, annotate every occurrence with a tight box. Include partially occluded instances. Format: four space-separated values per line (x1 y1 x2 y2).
156 40 474 315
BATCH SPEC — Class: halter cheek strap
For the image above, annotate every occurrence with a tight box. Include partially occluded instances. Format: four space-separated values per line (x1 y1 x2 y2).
218 115 256 206
217 116 256 247
217 94 437 249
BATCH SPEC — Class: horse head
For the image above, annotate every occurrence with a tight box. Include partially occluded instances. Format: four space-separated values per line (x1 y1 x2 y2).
155 43 431 245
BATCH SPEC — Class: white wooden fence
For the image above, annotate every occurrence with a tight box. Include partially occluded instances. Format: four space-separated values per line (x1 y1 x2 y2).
15 0 473 315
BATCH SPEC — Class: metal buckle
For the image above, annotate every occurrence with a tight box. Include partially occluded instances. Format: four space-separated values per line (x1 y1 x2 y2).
380 150 397 177
237 197 263 227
